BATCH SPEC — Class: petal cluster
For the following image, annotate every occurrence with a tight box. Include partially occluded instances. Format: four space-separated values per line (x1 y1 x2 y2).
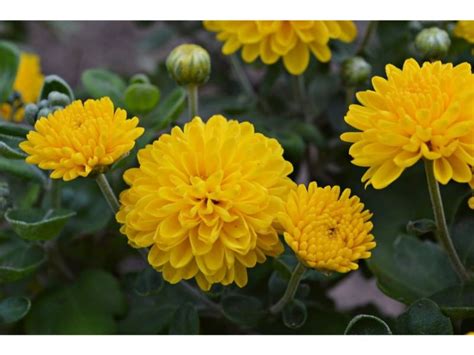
278 182 375 273
116 115 295 290
20 97 144 181
0 53 44 122
341 59 474 189
454 21 474 44
204 21 357 75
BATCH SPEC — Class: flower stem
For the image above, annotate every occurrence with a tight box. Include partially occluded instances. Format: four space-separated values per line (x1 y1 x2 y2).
187 84 199 119
356 21 377 55
50 179 61 209
423 159 470 282
292 75 312 123
95 173 120 214
230 54 255 98
270 261 306 314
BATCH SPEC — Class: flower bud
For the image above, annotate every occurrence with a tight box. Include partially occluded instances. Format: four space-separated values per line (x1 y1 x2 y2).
48 91 71 107
38 99 49 109
24 103 39 125
166 44 211 86
129 73 150 85
37 107 51 119
415 27 451 60
341 56 372 86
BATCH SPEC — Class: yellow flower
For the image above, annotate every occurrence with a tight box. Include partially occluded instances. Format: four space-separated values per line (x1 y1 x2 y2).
341 59 474 189
20 97 144 181
0 53 44 122
278 182 375 273
454 21 474 43
203 21 357 75
116 115 295 291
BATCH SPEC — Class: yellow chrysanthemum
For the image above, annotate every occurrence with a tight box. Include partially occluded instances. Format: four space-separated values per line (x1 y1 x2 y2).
278 182 375 273
116 115 295 291
204 21 357 75
454 21 474 43
0 53 44 122
341 59 474 189
20 97 144 181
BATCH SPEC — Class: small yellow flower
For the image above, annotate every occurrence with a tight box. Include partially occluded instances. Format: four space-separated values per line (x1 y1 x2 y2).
0 53 44 122
278 182 375 273
204 21 357 75
454 21 474 43
341 59 474 189
117 115 295 290
20 97 144 181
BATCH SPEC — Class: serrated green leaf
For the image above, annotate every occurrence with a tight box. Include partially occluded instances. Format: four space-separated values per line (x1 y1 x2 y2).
396 298 453 334
0 296 31 324
81 68 126 105
124 83 160 114
221 294 265 327
0 156 46 185
344 314 392 335
25 269 126 334
0 233 46 283
0 41 20 102
169 303 200 335
4 208 76 241
0 133 26 159
39 75 74 101
0 121 30 137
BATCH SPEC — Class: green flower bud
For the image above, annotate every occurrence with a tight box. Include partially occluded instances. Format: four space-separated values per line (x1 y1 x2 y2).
48 91 71 107
24 103 39 125
37 108 51 119
166 44 211 86
341 56 372 86
38 99 49 109
415 27 451 60
130 73 150 85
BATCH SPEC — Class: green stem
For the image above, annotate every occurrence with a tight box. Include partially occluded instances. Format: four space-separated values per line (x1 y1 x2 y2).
44 240 74 280
424 159 470 282
181 281 223 315
50 179 61 209
187 84 199 119
230 54 255 98
292 75 312 123
270 261 306 314
95 173 120 214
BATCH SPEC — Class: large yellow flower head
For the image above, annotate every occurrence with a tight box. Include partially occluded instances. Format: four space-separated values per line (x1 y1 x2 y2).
278 182 375 273
203 21 357 75
116 115 295 290
341 59 474 189
0 53 44 122
454 21 474 44
20 97 144 181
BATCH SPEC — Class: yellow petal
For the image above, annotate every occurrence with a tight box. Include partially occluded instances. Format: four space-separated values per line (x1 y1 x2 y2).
370 160 404 189
283 40 310 75
433 157 453 184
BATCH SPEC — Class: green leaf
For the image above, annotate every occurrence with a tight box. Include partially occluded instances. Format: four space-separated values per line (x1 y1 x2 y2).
221 294 265 327
4 208 76 241
25 269 126 334
39 75 75 101
118 304 176 335
151 87 186 130
344 314 392 335
396 298 453 334
169 303 200 335
0 121 30 137
429 283 474 318
451 198 474 272
81 68 126 104
370 234 459 304
124 83 160 114
0 41 20 102
0 296 31 324
0 156 46 185
134 267 164 296
282 299 307 329
406 218 436 236
0 233 46 283
0 133 26 159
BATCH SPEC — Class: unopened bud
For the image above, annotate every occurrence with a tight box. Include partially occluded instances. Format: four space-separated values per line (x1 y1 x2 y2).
415 27 451 60
341 56 372 86
166 44 211 86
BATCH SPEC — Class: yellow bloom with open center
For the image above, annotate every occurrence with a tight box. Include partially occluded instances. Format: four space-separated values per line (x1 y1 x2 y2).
0 53 44 122
20 97 144 181
204 21 357 75
278 182 375 273
454 21 474 43
116 115 295 290
341 59 474 189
